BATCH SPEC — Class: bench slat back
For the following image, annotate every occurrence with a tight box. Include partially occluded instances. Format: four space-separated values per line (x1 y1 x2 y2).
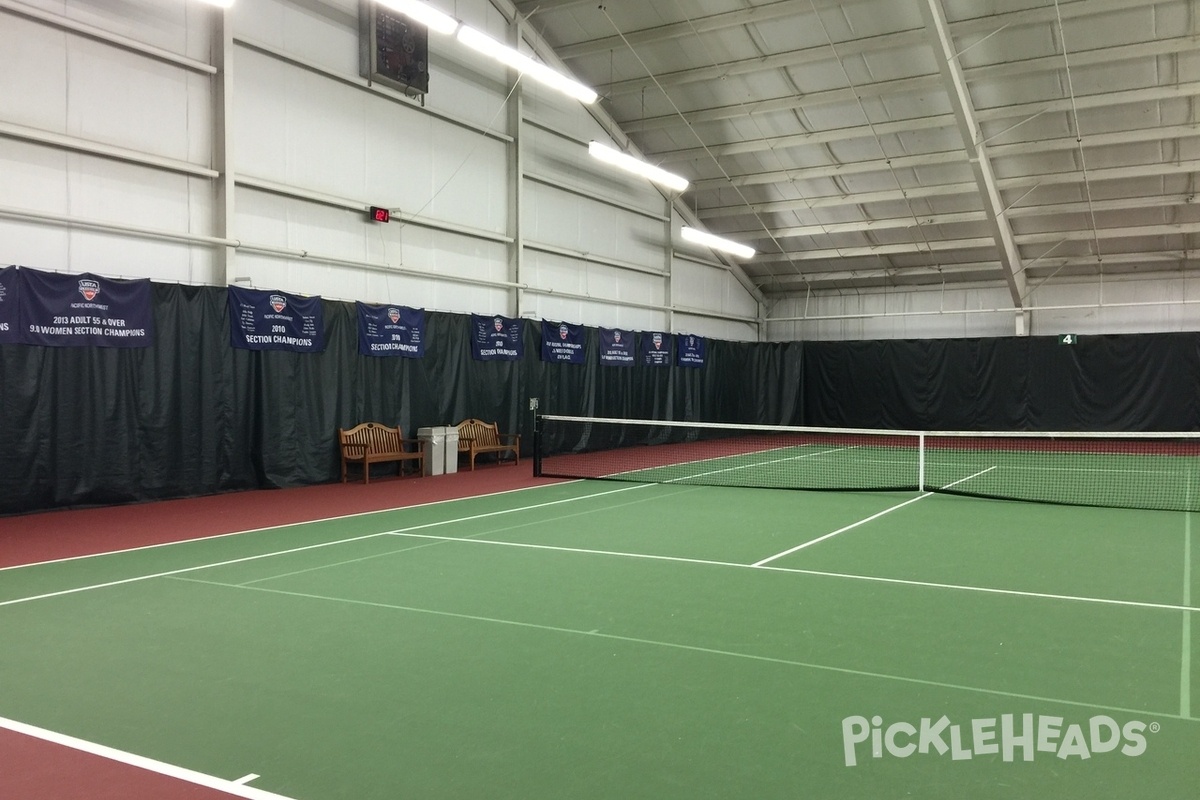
340 422 402 453
456 419 500 449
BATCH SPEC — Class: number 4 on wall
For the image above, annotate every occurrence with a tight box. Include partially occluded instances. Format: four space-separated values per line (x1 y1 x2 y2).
1058 334 1078 345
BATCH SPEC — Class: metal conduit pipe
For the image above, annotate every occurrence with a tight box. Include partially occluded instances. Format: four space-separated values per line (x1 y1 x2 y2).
0 205 524 292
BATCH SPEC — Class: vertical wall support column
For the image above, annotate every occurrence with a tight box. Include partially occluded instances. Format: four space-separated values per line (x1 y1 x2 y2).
212 6 235 285
664 198 674 331
508 16 526 317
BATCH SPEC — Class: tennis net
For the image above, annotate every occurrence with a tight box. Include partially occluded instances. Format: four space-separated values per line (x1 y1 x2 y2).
533 414 1200 512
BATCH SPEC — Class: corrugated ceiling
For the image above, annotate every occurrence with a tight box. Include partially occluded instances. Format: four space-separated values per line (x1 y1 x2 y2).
518 0 1200 308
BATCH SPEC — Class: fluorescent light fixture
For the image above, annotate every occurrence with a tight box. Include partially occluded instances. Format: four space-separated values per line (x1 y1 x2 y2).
375 0 459 35
681 226 756 259
588 141 689 193
197 0 234 7
457 25 597 104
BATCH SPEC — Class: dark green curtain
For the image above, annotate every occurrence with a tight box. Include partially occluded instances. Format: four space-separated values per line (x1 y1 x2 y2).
3 281 1199 516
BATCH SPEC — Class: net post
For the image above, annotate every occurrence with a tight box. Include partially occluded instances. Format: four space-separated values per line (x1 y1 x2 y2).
918 432 926 492
532 411 542 478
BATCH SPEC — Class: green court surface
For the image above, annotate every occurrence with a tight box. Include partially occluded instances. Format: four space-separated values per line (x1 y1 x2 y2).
1 480 1197 799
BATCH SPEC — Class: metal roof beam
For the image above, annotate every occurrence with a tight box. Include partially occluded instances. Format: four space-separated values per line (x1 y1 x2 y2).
725 195 1196 241
554 0 842 60
662 110 1200 164
622 67 1200 137
659 113 951 163
605 27 1196 101
690 150 967 191
697 159 1200 218
553 0 1159 61
690 122 1200 192
751 221 1200 263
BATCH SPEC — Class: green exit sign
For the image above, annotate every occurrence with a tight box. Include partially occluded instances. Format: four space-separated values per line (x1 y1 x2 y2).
1058 334 1078 345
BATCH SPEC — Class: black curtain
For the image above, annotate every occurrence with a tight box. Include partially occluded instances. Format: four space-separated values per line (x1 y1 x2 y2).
4 281 1200 516
802 333 1200 431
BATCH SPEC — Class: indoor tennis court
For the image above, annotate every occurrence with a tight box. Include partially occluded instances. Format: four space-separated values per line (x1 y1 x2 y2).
2 465 1195 800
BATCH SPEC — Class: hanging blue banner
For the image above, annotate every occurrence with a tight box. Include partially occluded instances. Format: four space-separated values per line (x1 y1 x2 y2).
0 266 17 344
357 302 425 358
598 327 634 366
17 267 153 348
228 285 325 353
541 320 585 364
676 333 706 367
640 330 672 366
471 313 523 361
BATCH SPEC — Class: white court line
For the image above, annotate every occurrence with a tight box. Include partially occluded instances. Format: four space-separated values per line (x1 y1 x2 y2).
235 774 261 785
238 484 685 588
751 466 997 567
0 481 578 573
382 531 1200 614
175 577 1198 723
0 483 654 608
0 715 296 800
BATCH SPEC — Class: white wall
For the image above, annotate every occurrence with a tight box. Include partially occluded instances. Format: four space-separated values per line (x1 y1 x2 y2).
765 274 1200 341
0 0 763 342
8 1 1200 345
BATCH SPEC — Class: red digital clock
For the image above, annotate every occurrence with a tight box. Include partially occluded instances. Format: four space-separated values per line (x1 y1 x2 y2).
368 206 391 223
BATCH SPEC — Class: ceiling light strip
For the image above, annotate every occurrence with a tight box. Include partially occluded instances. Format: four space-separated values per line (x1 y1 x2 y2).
457 25 597 104
587 141 688 192
369 2 597 104
681 226 755 259
375 0 459 35
597 5 801 290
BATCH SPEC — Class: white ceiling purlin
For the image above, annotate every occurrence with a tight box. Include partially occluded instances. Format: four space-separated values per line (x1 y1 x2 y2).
923 0 1023 306
603 25 1195 101
513 0 594 14
603 27 925 99
764 251 1197 286
658 113 951 162
753 220 1200 263
689 122 1200 193
729 195 1199 241
554 0 844 61
620 72 942 134
698 158 1200 218
621 68 1200 138
553 0 1160 62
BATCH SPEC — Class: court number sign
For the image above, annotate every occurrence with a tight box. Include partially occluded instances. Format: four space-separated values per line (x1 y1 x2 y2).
1058 334 1078 345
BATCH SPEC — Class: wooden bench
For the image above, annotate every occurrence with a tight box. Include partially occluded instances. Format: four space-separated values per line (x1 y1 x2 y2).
338 422 424 484
454 419 520 470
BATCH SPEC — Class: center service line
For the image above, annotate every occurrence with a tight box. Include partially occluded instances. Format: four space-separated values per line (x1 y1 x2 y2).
751 466 997 567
